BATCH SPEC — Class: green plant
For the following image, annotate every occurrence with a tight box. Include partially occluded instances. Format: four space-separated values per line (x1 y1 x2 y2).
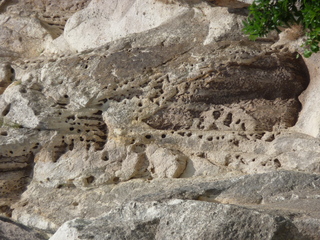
243 0 320 57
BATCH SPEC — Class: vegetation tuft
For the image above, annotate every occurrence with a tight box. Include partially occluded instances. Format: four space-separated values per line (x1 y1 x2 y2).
243 0 320 57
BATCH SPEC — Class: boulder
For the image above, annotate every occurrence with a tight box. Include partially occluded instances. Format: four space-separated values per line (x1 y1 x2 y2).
49 171 320 240
0 0 319 239
0 216 48 240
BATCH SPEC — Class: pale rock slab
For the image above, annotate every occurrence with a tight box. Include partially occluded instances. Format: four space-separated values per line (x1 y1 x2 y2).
295 52 320 137
47 0 246 54
0 216 48 240
0 14 53 58
49 172 320 239
58 0 189 53
146 145 188 178
50 200 298 240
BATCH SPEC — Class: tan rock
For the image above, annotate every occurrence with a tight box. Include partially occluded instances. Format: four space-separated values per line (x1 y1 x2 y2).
47 0 246 54
295 52 320 137
0 63 13 94
1 0 320 237
0 15 52 58
146 145 187 178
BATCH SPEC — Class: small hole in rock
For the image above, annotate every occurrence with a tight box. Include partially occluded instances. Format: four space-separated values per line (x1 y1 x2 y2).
274 159 281 168
94 110 103 115
212 111 221 120
2 104 11 117
161 134 166 138
145 135 152 139
102 154 109 161
86 176 95 184
19 88 27 93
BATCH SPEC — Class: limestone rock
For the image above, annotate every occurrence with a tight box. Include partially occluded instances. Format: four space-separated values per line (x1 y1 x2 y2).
0 216 48 240
0 63 13 94
47 0 246 54
0 0 320 238
50 200 299 240
12 170 320 238
146 145 187 178
2 0 91 32
0 0 91 59
0 128 53 217
49 171 320 240
0 14 52 58
295 52 320 138
0 14 309 201
0 1 313 230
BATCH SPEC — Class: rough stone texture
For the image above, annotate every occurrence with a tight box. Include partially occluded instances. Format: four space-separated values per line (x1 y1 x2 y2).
0 63 13 94
146 145 187 178
1 0 91 31
0 128 53 217
0 14 52 59
50 200 299 240
0 11 310 210
0 0 319 239
0 0 91 59
0 216 48 240
46 0 247 54
295 52 320 137
47 171 320 240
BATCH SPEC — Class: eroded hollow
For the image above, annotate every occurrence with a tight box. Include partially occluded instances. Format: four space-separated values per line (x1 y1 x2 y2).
143 52 310 132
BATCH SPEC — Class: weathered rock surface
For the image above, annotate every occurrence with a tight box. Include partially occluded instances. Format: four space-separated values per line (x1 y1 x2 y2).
0 216 48 240
46 0 249 54
0 0 91 59
295 52 320 137
48 171 320 240
0 0 319 239
50 200 299 240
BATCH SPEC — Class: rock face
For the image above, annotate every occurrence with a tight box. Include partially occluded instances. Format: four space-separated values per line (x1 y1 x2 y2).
0 0 319 239
0 0 91 59
49 171 320 240
0 216 47 240
295 52 320 137
50 201 298 240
